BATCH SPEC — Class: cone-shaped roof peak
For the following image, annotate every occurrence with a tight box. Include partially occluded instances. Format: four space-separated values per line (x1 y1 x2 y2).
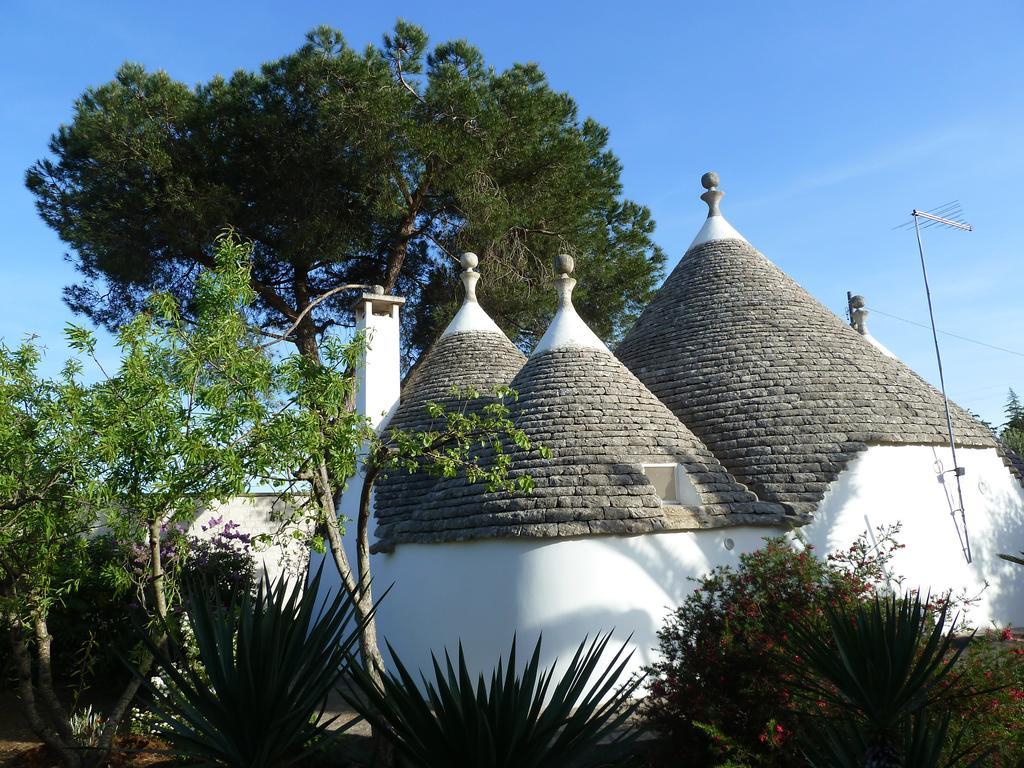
533 254 610 355
440 252 506 338
373 344 791 549
375 254 526 542
618 194 995 515
688 171 748 251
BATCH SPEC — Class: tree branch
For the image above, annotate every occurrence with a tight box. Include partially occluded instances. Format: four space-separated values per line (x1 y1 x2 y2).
257 282 373 350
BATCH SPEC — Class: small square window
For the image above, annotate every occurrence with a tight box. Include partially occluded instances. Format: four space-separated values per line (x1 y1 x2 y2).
644 465 679 503
643 464 702 506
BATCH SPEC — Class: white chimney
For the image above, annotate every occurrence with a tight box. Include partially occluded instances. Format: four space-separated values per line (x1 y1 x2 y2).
353 290 405 430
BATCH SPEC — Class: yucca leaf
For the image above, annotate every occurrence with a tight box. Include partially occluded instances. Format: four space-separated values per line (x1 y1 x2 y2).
341 631 644 768
788 592 992 767
133 563 366 768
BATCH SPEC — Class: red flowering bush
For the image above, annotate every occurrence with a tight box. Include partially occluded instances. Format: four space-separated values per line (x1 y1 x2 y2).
640 528 901 767
943 626 1024 766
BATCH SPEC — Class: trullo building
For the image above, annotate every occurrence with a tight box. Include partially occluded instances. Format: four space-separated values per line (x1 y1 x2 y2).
317 173 1024 681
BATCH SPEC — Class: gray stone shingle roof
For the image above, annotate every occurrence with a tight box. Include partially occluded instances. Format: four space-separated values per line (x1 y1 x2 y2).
373 330 527 536
616 236 996 516
1001 443 1024 486
372 346 793 550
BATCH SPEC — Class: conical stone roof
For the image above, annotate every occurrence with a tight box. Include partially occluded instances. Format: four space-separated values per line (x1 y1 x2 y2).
616 175 997 516
374 256 527 537
372 256 791 550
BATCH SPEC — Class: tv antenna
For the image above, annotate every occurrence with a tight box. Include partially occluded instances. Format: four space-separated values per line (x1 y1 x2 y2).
895 202 973 563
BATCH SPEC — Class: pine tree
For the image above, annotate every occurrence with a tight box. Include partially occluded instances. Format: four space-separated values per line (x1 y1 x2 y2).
1001 388 1024 455
26 22 664 362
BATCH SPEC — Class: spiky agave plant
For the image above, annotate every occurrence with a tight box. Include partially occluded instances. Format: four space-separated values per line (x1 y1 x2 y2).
799 711 990 768
136 566 366 768
789 592 988 768
341 632 645 768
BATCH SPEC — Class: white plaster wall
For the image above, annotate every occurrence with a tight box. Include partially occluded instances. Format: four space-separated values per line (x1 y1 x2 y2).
314 526 784 684
193 495 311 589
802 445 1024 626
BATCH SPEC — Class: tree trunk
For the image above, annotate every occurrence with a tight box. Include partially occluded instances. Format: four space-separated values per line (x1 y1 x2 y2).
382 170 432 293
148 517 169 623
357 462 395 768
92 517 169 762
32 613 75 743
290 267 391 764
356 462 383 682
8 617 82 768
314 459 386 684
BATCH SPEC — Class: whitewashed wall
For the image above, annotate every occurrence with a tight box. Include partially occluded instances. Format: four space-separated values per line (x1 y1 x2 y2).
193 494 311 589
802 445 1024 626
312 525 785 683
311 445 1024 686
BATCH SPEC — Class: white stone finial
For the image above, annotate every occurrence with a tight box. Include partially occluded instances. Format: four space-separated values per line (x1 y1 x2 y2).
460 252 481 304
439 252 504 338
848 294 869 335
532 253 609 356
700 171 723 218
847 292 897 359
687 171 748 251
554 253 575 276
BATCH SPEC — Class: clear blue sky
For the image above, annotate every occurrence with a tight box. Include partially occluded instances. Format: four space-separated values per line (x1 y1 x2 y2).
2 1 1022 427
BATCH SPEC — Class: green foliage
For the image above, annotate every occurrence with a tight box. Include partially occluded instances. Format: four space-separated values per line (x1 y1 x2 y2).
1000 388 1024 456
380 385 551 495
942 628 1024 766
26 22 664 358
1 230 542 765
798 710 987 768
138 567 364 768
788 592 988 768
0 233 372 764
640 529 901 767
342 633 644 768
35 536 145 695
0 335 96 623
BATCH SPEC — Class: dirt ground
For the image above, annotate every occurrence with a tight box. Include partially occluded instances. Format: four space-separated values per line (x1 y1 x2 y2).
0 691 39 764
0 690 374 767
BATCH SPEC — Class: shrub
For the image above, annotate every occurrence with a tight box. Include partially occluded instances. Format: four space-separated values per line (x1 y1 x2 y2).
640 529 900 767
136 566 362 768
182 515 257 601
788 592 987 767
42 535 144 693
944 627 1024 766
342 632 644 768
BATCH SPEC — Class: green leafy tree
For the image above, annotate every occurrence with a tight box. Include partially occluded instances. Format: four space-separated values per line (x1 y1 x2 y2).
1 235 309 766
25 21 664 361
26 32 646 708
1 233 544 766
0 339 98 767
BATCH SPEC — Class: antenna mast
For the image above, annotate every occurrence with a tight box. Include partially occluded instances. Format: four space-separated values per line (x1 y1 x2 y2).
898 203 973 563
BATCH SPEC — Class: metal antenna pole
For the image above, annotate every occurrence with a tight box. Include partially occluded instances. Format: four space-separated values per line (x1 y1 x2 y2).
911 210 972 563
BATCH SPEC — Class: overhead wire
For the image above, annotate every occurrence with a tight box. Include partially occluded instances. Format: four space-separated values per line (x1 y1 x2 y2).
867 306 1024 359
